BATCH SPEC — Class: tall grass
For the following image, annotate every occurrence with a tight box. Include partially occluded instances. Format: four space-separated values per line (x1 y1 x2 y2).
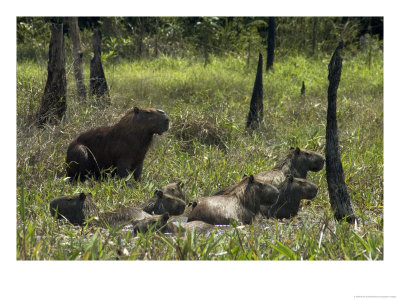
16 49 383 260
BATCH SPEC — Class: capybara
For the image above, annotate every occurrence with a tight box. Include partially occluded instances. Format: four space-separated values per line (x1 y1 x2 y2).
98 206 151 227
141 190 186 216
255 147 325 186
188 175 278 225
161 181 186 200
66 107 170 181
262 174 319 219
182 220 215 234
130 212 170 234
213 175 279 207
49 192 99 226
49 193 152 227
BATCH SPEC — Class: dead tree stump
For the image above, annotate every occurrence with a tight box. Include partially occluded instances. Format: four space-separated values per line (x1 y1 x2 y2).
89 29 110 104
301 81 306 97
246 53 264 130
325 40 356 224
266 17 275 71
68 17 87 102
37 23 66 126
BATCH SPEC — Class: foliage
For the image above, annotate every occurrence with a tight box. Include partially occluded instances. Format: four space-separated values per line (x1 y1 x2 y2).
16 37 383 259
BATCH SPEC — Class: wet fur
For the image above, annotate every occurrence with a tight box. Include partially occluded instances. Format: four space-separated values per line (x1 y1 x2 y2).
66 107 169 181
49 193 99 225
263 175 319 219
188 175 278 225
255 147 325 186
142 190 186 216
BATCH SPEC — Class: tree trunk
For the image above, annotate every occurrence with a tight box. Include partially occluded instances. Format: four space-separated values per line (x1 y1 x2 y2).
311 17 317 56
266 17 275 71
89 29 110 104
246 53 263 130
68 17 86 102
37 23 66 126
325 40 356 224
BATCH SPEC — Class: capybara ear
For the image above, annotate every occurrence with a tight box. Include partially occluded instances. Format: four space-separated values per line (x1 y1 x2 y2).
242 174 248 178
290 146 295 150
190 201 198 209
295 147 300 155
156 190 164 198
79 192 86 201
133 107 140 114
178 180 184 188
249 175 254 183
286 174 294 182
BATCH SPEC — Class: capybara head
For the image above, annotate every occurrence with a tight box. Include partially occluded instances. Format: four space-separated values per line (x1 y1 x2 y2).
122 107 170 135
142 190 186 216
161 181 185 200
268 174 319 219
282 174 319 199
277 147 325 178
49 192 99 226
228 174 279 213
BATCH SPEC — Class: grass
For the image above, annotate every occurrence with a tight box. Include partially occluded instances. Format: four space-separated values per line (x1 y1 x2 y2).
16 48 383 260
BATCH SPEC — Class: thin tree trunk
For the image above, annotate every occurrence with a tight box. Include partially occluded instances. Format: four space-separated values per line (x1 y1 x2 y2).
37 23 66 126
68 17 86 102
311 17 317 56
246 53 263 130
266 17 275 71
89 29 110 104
325 40 356 224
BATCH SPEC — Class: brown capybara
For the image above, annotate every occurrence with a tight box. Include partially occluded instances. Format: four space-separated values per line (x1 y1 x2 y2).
49 192 99 226
188 175 278 225
182 220 215 234
141 190 186 216
66 107 170 181
49 193 152 227
130 213 170 234
255 147 325 186
213 175 279 207
262 174 319 219
98 206 151 227
161 181 186 200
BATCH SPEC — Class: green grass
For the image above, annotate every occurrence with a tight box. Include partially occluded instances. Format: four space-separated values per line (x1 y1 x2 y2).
16 49 383 260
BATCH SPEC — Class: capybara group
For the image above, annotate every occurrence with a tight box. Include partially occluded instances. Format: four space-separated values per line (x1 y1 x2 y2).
66 107 169 181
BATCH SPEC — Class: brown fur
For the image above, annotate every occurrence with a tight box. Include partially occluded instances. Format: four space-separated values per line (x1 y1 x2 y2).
262 174 319 219
130 213 170 234
66 107 169 181
255 147 325 186
97 206 151 227
49 193 99 226
183 221 215 234
188 175 278 225
161 181 186 200
141 190 186 216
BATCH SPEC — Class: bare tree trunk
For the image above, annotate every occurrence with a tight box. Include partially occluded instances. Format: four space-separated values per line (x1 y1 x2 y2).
325 41 356 224
68 17 86 102
246 53 263 130
311 17 317 56
266 17 275 71
37 23 66 126
89 29 110 104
